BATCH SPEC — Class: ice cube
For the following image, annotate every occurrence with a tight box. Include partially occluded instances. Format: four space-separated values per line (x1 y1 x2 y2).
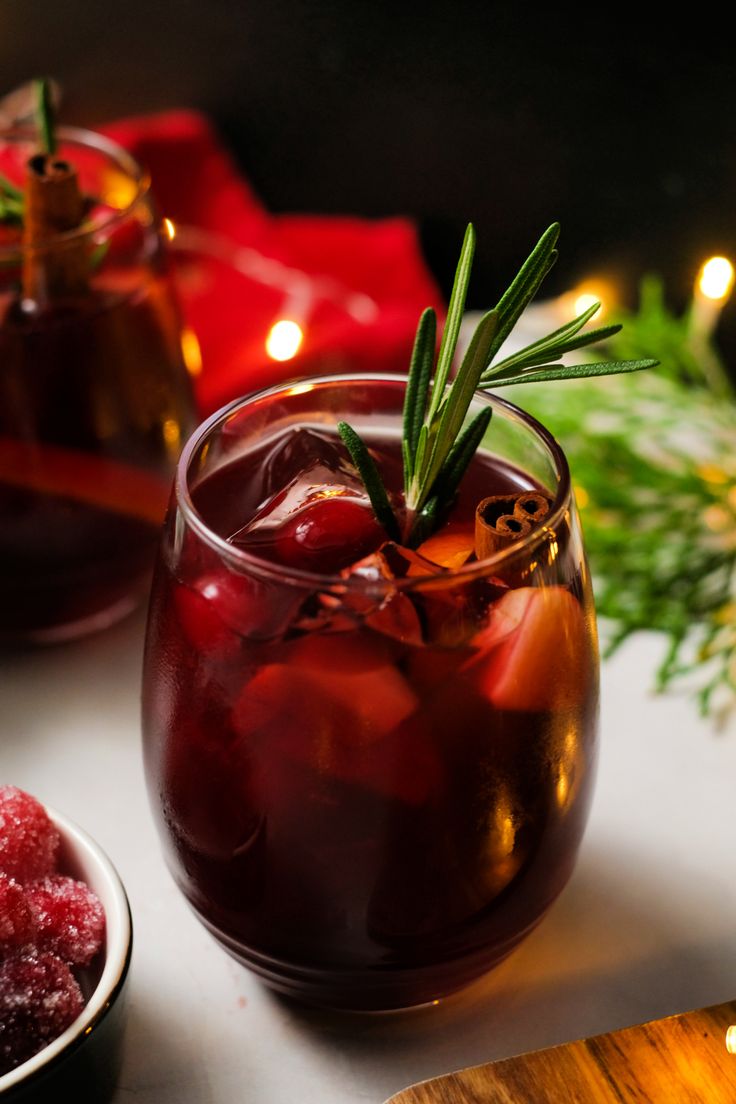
230 426 365 542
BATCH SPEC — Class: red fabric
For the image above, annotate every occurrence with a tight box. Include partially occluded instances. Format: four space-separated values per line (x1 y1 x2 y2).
102 111 443 415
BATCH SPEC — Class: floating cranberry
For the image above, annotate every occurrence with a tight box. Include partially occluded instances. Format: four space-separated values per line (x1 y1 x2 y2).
275 497 383 573
0 787 59 885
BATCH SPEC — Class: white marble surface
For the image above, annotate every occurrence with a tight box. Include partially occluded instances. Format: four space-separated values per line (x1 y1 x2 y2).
2 609 735 1102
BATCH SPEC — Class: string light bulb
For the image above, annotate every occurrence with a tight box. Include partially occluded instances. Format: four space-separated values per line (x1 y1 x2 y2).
697 256 734 302
180 326 203 377
266 319 304 362
573 292 601 317
688 253 734 398
726 1025 736 1053
558 278 617 323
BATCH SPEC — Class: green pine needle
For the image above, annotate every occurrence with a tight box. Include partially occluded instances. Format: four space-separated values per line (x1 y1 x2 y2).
337 422 400 542
402 307 436 492
486 358 656 389
426 223 475 422
35 77 56 156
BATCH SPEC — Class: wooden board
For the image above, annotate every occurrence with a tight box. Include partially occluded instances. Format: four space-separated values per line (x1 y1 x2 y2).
386 1000 736 1103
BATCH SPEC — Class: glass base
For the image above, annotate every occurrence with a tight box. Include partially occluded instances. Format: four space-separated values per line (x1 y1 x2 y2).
13 591 143 646
196 906 546 1013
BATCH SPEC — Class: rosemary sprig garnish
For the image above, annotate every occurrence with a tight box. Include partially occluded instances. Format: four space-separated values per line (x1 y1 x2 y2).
0 176 23 225
340 222 659 547
0 78 58 227
337 421 401 542
35 77 57 157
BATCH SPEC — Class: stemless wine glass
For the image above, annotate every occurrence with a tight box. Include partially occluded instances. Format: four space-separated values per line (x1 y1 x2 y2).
0 125 196 641
142 375 599 1011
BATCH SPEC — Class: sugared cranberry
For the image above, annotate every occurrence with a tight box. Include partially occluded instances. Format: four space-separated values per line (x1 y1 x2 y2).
0 875 36 957
0 953 84 1074
26 876 105 968
0 787 59 885
275 497 383 573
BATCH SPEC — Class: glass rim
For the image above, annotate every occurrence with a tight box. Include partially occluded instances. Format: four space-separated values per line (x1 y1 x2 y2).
175 372 574 592
0 124 151 257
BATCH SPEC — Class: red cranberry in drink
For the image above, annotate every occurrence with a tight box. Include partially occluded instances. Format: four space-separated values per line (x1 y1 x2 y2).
274 497 384 573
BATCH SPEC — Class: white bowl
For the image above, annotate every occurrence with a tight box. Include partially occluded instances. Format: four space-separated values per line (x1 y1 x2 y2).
0 806 132 1102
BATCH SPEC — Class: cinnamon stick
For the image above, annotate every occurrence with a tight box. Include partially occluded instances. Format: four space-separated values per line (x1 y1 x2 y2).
21 153 88 304
513 491 553 524
474 491 552 560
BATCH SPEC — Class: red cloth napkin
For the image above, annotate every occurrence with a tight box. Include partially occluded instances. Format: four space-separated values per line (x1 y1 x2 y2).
103 111 443 415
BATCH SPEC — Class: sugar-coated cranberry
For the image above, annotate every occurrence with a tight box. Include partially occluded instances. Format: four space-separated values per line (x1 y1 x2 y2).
26 876 105 968
0 787 59 885
275 497 383 573
0 875 36 958
0 953 84 1075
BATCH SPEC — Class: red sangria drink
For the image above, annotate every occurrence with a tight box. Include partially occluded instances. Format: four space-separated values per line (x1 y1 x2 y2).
0 121 196 640
142 374 599 1010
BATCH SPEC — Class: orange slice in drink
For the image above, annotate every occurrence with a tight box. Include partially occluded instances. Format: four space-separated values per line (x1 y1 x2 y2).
467 586 594 712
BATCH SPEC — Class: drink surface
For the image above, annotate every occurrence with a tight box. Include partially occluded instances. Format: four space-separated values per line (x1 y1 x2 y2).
143 419 599 1009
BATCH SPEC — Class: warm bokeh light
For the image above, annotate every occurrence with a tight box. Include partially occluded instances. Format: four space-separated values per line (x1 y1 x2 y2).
162 418 181 450
574 484 590 509
162 217 176 241
726 1025 736 1053
573 292 601 317
102 168 138 209
559 277 618 322
698 256 734 302
180 326 203 377
266 319 304 361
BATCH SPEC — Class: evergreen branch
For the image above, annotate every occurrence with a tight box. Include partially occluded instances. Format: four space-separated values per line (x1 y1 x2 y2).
504 361 736 717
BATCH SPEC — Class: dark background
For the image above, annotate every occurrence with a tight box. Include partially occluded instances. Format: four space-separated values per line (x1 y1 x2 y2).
3 2 735 342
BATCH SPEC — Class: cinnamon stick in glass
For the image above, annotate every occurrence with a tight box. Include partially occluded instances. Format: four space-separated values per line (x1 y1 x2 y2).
21 152 88 304
474 491 552 560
